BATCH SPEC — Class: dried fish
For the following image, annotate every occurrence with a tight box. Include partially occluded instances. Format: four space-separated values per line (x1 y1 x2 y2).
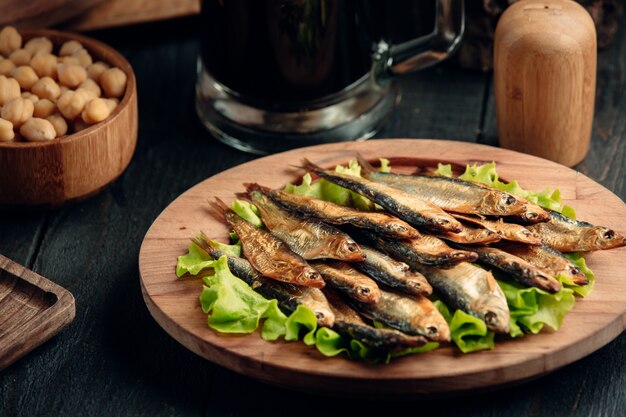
361 229 477 268
353 245 433 296
452 214 542 245
495 242 589 285
193 234 335 327
526 209 626 252
247 189 364 261
246 183 420 239
435 223 501 245
324 289 429 349
207 198 324 288
300 159 463 233
413 262 511 334
353 288 451 342
311 261 381 304
453 243 562 293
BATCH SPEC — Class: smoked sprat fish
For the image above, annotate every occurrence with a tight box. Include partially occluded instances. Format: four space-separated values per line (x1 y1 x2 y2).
526 209 626 252
452 213 542 245
453 243 562 293
353 288 451 342
324 289 429 350
246 189 364 262
246 183 420 239
413 262 511 334
193 234 335 327
207 198 325 288
311 261 381 304
435 223 501 245
300 159 463 233
352 245 433 296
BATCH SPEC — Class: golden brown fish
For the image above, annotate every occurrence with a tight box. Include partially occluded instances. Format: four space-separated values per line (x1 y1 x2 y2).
526 209 626 252
324 289 429 349
453 243 562 293
300 159 463 233
435 223 501 245
353 288 451 342
413 262 511 334
247 189 364 262
352 245 433 296
207 198 325 288
494 241 589 285
311 261 381 304
194 234 335 327
452 214 542 245
246 183 420 240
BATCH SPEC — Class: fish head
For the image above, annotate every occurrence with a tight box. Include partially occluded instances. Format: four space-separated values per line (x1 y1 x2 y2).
331 237 366 262
383 220 420 239
313 307 335 328
412 309 450 342
482 192 527 215
477 300 510 334
514 227 542 245
518 205 550 224
426 213 463 233
295 266 326 288
585 227 626 250
355 283 381 304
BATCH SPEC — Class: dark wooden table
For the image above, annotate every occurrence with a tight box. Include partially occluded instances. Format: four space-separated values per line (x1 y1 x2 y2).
1 14 625 417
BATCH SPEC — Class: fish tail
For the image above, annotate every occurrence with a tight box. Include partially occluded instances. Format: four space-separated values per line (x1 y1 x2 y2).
192 232 223 259
355 153 376 175
207 197 231 222
300 158 325 174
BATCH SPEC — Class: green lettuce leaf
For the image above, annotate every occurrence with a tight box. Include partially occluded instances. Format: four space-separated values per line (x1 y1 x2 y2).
209 239 242 258
434 163 453 177
176 243 215 277
434 300 495 353
231 200 263 228
562 253 595 297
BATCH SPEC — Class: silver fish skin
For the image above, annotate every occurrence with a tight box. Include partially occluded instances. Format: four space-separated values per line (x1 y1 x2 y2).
452 214 542 245
193 234 335 327
353 288 451 342
352 245 433 296
494 241 589 286
526 209 626 252
249 190 365 262
362 230 477 268
246 183 421 240
323 289 429 350
413 262 511 334
300 159 463 233
311 261 381 304
452 243 562 293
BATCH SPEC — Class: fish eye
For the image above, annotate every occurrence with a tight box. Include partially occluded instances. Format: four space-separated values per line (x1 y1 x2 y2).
484 311 497 325
603 229 616 239
526 212 538 220
426 326 438 336
360 287 371 295
345 242 359 252
306 271 320 280
569 266 582 275
315 312 325 320
438 219 450 225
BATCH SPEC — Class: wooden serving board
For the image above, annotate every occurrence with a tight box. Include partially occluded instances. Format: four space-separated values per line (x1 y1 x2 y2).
138 139 626 397
0 255 75 370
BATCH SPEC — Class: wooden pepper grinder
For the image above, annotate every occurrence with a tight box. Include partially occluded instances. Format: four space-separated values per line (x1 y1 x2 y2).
494 0 596 167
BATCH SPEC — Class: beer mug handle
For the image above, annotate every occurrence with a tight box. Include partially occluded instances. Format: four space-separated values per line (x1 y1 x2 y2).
371 0 465 83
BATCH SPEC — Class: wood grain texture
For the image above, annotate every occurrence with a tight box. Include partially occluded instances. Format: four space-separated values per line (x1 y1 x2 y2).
0 254 75 370
0 29 137 207
0 0 104 29
494 0 597 167
139 139 626 397
64 0 200 31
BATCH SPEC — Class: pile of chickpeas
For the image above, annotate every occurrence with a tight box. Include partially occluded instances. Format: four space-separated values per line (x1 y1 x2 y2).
0 26 127 143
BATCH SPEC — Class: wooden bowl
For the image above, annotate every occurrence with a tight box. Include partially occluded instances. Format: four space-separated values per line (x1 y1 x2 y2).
0 29 137 208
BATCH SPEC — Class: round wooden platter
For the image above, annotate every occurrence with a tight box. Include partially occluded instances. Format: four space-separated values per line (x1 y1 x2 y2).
138 139 626 397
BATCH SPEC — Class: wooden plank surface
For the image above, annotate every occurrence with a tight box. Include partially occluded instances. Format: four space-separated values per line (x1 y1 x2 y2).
0 13 624 417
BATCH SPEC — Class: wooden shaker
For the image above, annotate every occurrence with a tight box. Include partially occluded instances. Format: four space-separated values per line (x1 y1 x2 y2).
494 0 596 167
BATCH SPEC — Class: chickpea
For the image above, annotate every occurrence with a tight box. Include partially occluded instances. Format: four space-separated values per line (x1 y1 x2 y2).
57 63 87 88
0 58 15 76
81 98 110 124
11 66 39 90
59 85 70 95
59 40 84 57
0 26 21 56
21 92 39 103
75 87 97 101
60 56 80 66
100 67 126 98
24 37 53 57
57 89 89 120
31 77 61 101
87 61 109 82
79 78 101 98
0 75 20 105
0 117 14 142
9 49 31 66
46 113 68 137
20 117 56 141
1 97 34 127
30 53 57 79
73 49 93 68
33 98 56 118
103 98 118 113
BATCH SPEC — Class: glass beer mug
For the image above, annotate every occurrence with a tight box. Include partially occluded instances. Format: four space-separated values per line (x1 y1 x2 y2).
196 0 464 154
